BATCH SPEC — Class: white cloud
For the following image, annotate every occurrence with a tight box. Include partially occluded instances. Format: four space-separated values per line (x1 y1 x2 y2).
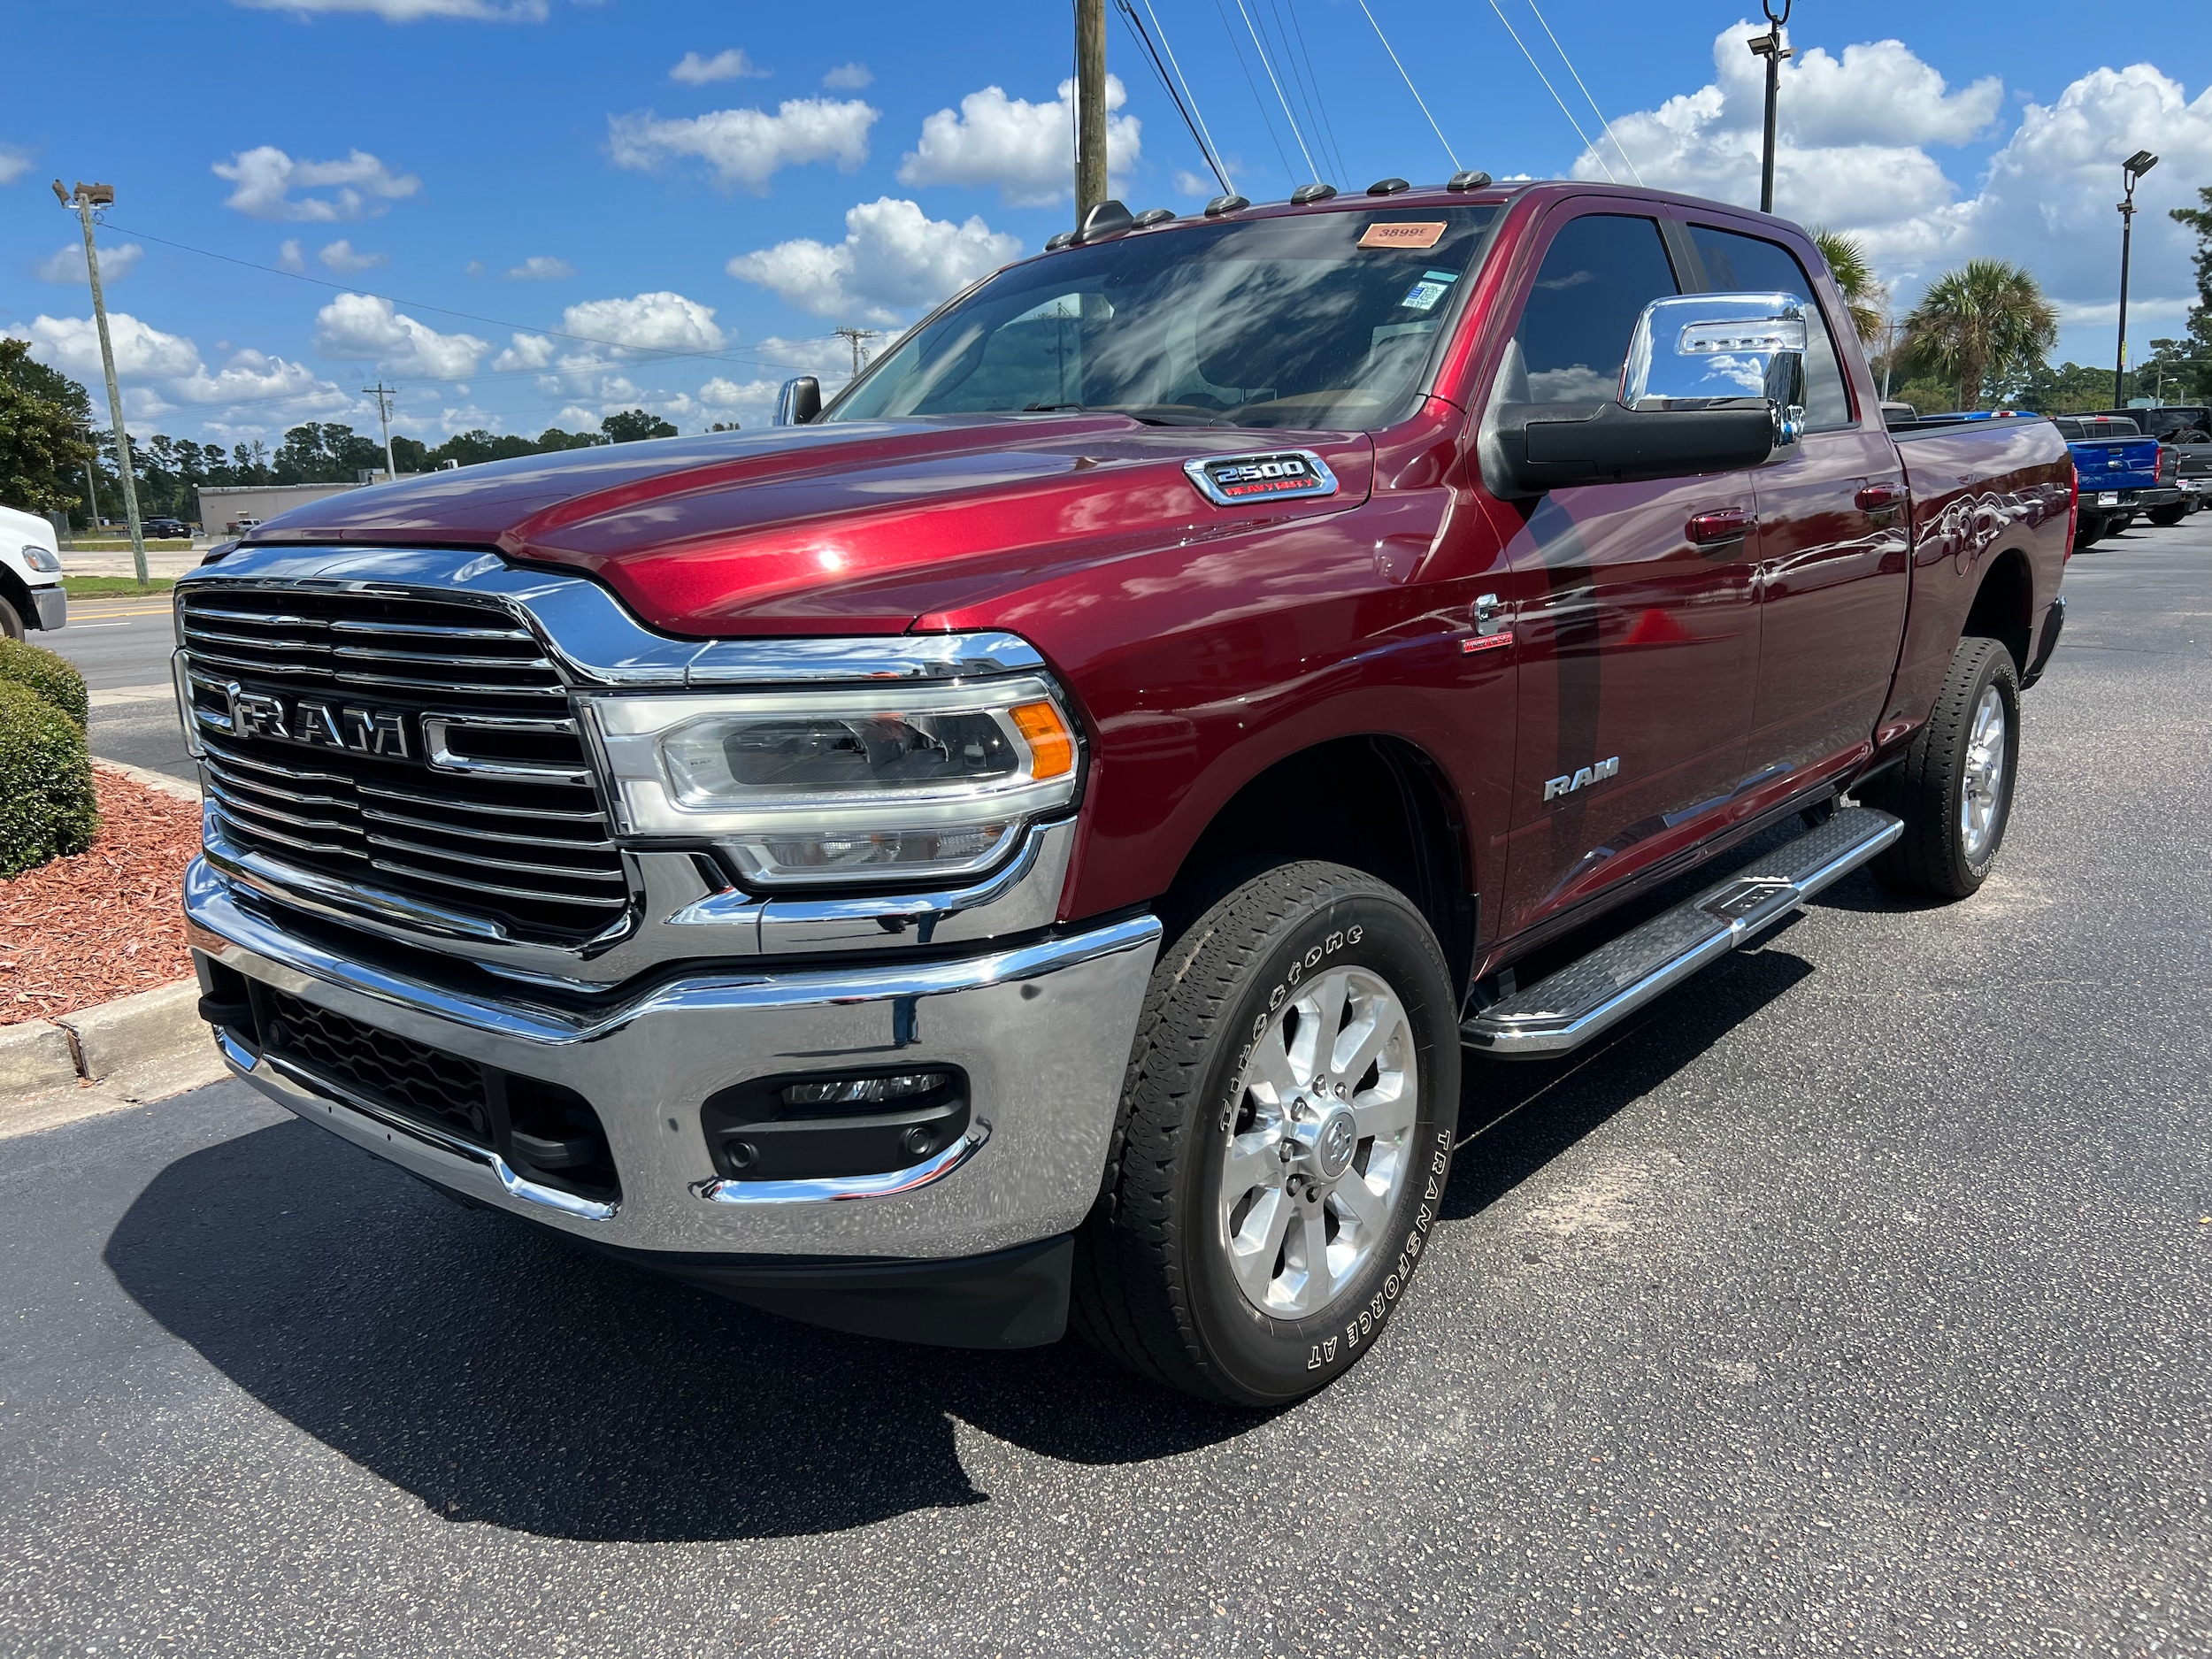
1589 32 2212 332
319 238 388 273
35 242 142 284
823 63 872 91
231 0 549 19
214 145 420 221
608 97 877 191
11 311 202 380
312 293 488 377
899 75 1140 207
728 196 1020 326
0 148 29 185
505 255 574 280
278 239 307 273
672 49 768 85
465 258 487 277
560 290 725 354
495 333 558 372
172 348 335 407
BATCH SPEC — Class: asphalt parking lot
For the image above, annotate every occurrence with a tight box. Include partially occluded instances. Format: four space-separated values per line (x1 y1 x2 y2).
41 592 197 784
4 520 2208 1656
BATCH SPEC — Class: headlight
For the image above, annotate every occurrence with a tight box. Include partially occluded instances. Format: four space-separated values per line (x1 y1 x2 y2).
20 544 61 575
581 674 1080 887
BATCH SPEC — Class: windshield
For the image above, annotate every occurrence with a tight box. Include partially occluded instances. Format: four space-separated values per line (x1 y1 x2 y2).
825 206 1498 432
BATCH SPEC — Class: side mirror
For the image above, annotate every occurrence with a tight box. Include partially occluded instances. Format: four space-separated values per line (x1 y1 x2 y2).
1485 291 1809 496
774 376 821 426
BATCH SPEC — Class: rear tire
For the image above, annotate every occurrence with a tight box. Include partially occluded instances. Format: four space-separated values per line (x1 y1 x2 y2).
2149 504 2186 526
1071 861 1460 1406
2073 514 2104 550
1865 636 2019 900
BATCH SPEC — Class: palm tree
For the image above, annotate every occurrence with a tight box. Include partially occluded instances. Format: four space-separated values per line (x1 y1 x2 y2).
1812 229 1886 345
1903 260 2060 411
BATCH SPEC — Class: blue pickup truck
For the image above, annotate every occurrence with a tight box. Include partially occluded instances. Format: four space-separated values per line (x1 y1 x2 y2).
2055 414 2176 547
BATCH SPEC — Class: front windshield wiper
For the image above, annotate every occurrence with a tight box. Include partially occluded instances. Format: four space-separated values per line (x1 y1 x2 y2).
1018 402 1213 427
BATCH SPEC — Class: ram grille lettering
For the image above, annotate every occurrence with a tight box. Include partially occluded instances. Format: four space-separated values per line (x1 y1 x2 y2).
225 687 411 759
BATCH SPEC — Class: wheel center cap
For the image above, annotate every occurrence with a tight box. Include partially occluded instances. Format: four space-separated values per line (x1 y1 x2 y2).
1310 1106 1357 1181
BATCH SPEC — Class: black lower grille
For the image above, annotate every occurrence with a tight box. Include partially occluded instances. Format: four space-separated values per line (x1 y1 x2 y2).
263 988 492 1146
252 987 619 1203
180 583 630 947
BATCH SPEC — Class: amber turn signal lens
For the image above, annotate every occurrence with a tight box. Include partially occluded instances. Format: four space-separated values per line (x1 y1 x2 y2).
1009 700 1075 779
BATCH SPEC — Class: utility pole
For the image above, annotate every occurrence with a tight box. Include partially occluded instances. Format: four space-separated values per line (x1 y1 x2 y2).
53 179 146 586
833 326 879 376
1075 0 1108 226
83 462 103 530
1747 2 1793 215
2115 149 2159 409
363 382 400 480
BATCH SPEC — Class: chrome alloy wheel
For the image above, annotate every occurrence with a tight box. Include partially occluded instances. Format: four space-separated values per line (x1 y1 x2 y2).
1959 685 2008 861
1218 965 1419 1319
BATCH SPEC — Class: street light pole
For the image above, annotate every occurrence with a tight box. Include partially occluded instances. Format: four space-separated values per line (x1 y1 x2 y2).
1747 1 1793 215
2114 149 2159 409
53 179 147 586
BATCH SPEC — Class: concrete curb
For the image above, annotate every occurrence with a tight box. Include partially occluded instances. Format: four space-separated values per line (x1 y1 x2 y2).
92 757 202 803
2 981 227 1133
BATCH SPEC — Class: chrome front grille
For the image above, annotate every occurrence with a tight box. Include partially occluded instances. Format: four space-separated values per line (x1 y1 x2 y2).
180 585 630 947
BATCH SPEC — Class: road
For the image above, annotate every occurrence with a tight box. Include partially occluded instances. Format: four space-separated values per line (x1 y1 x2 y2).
40 593 196 783
4 521 2208 1656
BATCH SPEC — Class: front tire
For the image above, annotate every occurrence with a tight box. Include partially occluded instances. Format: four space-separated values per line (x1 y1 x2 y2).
1071 862 1460 1405
0 595 21 641
1866 636 2020 899
2149 504 2187 526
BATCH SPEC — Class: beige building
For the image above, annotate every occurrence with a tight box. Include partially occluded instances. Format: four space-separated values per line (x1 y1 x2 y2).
196 478 424 534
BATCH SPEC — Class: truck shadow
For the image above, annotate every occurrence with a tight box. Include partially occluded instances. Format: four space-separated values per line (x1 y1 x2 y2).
103 1121 1256 1545
1444 942 1816 1220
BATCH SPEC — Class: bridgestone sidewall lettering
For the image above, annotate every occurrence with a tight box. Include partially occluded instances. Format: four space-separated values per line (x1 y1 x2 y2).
1183 877 1459 1402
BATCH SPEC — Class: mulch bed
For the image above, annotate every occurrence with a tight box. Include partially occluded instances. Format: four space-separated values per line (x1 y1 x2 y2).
2 768 201 1025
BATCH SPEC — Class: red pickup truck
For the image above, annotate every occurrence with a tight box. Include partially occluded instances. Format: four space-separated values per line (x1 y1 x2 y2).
176 180 2070 1405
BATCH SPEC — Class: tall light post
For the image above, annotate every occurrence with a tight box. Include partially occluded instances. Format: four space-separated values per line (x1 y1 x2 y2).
1747 0 1793 215
2114 149 2159 409
51 179 147 586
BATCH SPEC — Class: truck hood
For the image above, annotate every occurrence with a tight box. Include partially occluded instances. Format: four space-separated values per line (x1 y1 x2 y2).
239 416 1374 636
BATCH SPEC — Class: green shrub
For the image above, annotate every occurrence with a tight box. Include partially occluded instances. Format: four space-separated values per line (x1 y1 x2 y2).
0 680 98 876
0 637 88 727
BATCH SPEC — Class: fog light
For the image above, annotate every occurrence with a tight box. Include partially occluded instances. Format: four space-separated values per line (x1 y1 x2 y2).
781 1071 947 1108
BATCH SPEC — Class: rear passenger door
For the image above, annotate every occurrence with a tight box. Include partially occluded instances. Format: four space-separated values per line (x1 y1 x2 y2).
1686 223 1910 784
1493 208 1763 938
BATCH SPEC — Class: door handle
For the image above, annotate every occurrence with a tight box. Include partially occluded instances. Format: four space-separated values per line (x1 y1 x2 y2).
1686 508 1755 545
1855 482 1907 512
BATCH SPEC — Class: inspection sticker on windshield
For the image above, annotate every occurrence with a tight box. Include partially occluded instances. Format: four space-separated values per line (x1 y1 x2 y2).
1358 221 1448 250
1185 450 1341 506
1400 269 1458 311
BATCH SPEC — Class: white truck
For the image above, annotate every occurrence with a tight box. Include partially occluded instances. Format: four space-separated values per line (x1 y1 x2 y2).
0 503 68 640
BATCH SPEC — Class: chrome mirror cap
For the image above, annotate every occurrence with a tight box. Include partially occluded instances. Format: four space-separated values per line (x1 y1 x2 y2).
1623 291 1808 447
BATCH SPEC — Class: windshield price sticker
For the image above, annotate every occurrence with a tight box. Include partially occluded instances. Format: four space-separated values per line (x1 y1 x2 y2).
1184 450 1341 506
1358 221 1448 250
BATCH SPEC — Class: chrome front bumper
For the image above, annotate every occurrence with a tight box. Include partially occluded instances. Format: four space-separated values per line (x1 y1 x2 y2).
187 856 1160 1261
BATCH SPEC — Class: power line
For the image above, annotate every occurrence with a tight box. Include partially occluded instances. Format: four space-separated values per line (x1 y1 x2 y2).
1141 0 1234 195
1281 0 1349 187
1117 0 1233 196
1356 1 1459 172
1486 0 1615 182
1214 0 1295 182
1523 0 1645 186
1233 0 1318 181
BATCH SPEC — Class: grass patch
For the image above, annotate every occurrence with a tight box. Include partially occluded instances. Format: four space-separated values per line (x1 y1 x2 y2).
64 576 177 597
67 538 196 551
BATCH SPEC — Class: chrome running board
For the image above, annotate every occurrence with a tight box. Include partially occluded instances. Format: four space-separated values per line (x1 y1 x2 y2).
1462 806 1903 1058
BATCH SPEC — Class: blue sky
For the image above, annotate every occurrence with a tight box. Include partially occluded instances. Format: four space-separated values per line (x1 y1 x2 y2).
5 0 2211 450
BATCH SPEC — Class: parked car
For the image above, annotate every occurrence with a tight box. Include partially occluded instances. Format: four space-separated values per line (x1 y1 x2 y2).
225 517 261 535
2165 426 2212 514
141 515 190 539
174 181 2070 1404
0 502 66 639
2054 415 2166 545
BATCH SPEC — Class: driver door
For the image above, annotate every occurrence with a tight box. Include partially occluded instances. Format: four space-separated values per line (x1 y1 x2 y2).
1491 208 1763 939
